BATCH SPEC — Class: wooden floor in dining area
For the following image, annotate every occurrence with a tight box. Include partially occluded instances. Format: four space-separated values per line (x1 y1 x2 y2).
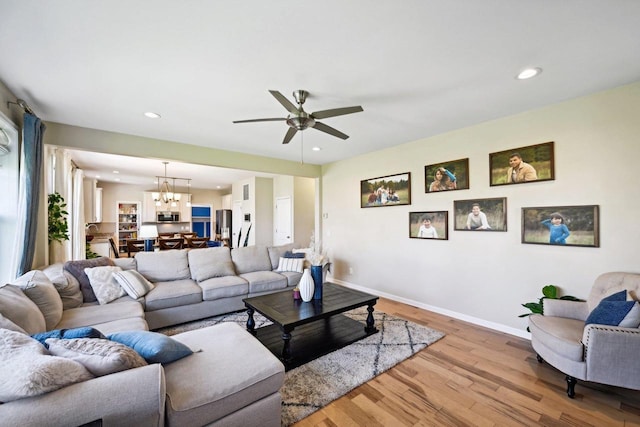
293 298 640 427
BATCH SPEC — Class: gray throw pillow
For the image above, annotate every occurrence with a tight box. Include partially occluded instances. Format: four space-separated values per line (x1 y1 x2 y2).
13 270 64 330
64 257 115 303
42 263 83 309
0 284 46 334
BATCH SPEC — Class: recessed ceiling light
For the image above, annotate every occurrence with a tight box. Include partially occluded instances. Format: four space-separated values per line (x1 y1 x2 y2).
216 185 221 189
113 170 119 174
517 67 542 80
95 175 101 179
114 178 120 181
312 146 321 151
144 112 161 119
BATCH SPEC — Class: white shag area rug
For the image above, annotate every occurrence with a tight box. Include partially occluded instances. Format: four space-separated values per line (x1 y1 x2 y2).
157 307 445 426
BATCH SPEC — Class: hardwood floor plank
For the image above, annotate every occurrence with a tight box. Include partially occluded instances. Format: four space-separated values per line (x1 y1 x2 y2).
291 298 640 426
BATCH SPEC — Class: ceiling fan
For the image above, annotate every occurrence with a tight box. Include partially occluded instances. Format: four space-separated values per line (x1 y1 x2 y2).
233 90 363 144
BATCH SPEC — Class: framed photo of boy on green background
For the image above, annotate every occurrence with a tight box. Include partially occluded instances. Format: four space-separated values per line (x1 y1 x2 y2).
489 141 554 186
454 198 507 231
409 211 448 240
522 205 599 247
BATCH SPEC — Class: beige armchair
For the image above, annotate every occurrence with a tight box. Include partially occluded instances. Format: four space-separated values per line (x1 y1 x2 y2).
528 272 640 398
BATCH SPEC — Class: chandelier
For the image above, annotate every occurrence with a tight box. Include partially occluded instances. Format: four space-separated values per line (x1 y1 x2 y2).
152 162 191 208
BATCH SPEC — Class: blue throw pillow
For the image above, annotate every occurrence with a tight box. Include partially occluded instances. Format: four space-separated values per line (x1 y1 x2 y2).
31 327 105 348
602 289 627 302
284 251 305 259
585 300 640 328
107 331 193 364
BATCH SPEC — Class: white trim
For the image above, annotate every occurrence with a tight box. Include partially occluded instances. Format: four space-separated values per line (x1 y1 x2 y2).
332 278 532 340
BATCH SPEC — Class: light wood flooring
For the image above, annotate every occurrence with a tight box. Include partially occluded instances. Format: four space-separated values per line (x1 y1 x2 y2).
293 298 640 427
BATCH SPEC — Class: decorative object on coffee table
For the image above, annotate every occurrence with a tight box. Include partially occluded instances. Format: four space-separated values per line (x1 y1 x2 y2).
311 265 323 299
292 287 301 300
299 269 314 302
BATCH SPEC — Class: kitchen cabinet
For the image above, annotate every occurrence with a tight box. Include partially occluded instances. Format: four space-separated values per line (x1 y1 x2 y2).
89 241 111 258
116 201 140 255
180 197 192 222
83 179 102 223
142 192 157 223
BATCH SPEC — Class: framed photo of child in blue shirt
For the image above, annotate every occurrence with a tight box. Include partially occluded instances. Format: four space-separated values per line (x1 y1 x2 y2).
521 205 599 247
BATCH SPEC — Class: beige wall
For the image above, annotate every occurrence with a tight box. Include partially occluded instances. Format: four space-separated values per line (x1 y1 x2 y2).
321 81 640 337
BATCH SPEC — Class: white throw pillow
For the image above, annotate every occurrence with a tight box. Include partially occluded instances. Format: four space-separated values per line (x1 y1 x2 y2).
84 266 126 304
0 329 93 402
46 338 147 377
112 270 155 299
277 257 304 273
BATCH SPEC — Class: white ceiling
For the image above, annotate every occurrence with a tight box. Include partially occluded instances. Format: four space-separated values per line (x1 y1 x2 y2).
2 1 640 188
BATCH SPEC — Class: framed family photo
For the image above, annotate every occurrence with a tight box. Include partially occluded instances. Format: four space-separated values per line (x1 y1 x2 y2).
424 158 469 193
360 172 411 208
409 211 448 240
453 197 507 231
522 205 599 247
489 141 555 186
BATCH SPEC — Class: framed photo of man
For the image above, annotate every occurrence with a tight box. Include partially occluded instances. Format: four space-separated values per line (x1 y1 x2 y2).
409 211 448 240
522 205 599 247
424 158 469 193
360 172 411 208
453 197 507 231
489 141 554 186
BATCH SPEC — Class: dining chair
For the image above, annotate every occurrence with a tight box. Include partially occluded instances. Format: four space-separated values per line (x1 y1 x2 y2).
126 239 145 257
186 237 210 248
158 237 183 250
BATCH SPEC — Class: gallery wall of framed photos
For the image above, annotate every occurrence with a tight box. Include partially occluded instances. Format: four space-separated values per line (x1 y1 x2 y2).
362 140 599 248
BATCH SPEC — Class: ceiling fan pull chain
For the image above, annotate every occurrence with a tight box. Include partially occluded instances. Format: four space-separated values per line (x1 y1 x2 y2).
300 131 304 165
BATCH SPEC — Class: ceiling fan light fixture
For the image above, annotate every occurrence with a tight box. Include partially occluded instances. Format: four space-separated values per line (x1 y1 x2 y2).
286 114 316 131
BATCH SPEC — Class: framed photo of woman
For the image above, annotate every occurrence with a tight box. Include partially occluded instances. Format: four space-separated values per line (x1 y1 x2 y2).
425 158 469 193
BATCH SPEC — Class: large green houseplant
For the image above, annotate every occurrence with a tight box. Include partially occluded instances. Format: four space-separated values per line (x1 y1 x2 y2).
48 192 70 243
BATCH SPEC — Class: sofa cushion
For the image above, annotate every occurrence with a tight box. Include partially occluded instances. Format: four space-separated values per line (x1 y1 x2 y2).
135 250 191 282
85 266 126 305
46 337 147 377
232 246 273 274
31 327 106 348
113 257 137 271
113 270 155 299
0 284 46 334
278 271 303 288
585 300 640 327
144 280 203 312
55 300 145 331
108 331 193 364
0 329 93 402
64 257 115 303
528 314 585 362
198 275 249 300
41 263 83 309
267 243 296 270
13 270 64 330
164 323 284 426
240 271 288 294
188 247 236 282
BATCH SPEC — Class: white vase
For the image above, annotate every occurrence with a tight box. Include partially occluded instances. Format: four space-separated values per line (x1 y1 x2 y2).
299 268 314 302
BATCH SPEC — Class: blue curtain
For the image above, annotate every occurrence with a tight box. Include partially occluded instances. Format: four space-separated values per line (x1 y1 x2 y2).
16 113 46 276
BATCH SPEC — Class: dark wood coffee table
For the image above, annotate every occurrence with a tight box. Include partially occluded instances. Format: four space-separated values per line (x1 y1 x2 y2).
243 282 379 370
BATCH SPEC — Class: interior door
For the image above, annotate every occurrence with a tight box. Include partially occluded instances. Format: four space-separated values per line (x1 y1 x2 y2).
232 201 242 248
274 196 292 245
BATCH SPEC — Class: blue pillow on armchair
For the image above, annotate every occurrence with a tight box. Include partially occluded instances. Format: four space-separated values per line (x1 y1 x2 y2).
585 300 640 328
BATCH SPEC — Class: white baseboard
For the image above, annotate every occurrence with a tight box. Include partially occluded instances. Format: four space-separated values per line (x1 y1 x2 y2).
331 279 532 340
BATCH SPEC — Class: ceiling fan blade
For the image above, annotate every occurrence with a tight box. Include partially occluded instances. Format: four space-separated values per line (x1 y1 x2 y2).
282 127 298 144
232 118 286 123
311 105 363 120
313 121 349 140
269 90 299 114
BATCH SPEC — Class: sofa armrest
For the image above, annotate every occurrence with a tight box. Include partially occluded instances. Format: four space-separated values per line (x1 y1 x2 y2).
0 364 166 427
582 324 640 389
543 299 589 321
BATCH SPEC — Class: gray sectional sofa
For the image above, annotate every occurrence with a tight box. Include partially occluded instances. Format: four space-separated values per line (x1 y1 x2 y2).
0 244 303 427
